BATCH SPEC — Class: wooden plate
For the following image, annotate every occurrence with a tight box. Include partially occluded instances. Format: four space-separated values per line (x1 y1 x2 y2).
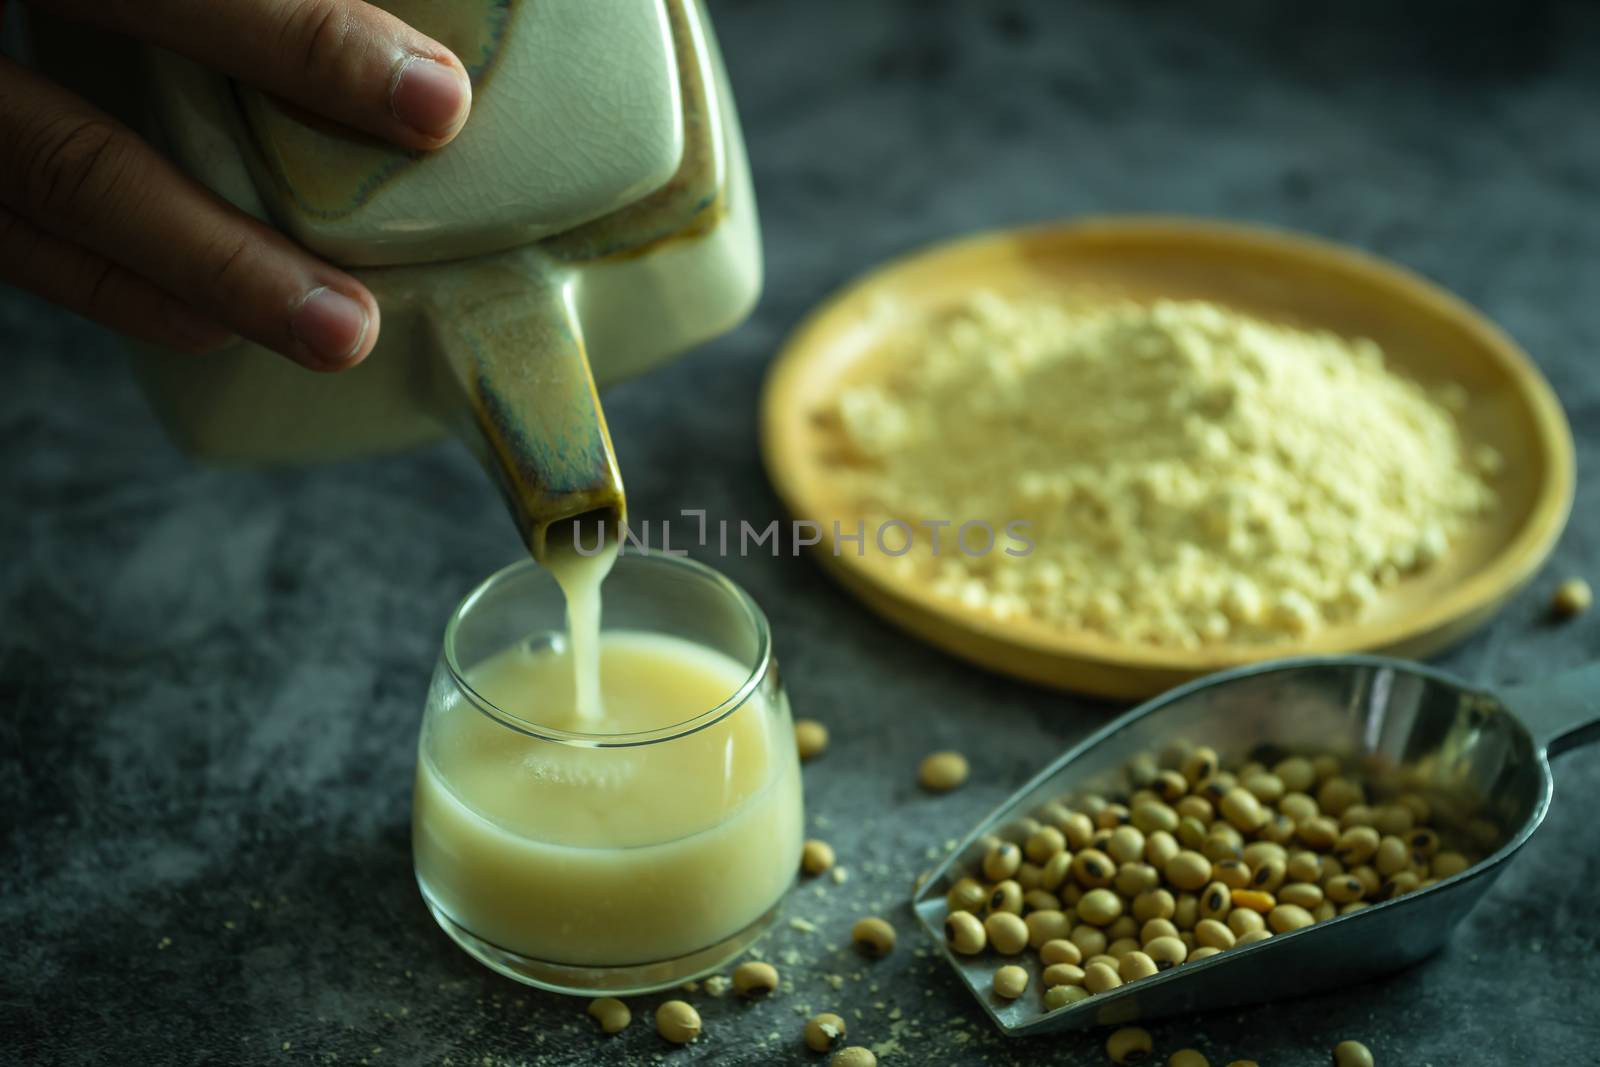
760 218 1574 699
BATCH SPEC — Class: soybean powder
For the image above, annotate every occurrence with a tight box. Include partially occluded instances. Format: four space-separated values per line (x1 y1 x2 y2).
833 296 1497 646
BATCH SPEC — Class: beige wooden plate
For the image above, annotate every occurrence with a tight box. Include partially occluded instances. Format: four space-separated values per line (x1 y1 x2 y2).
760 218 1574 699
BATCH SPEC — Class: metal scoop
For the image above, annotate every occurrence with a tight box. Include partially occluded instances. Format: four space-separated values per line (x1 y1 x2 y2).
911 655 1600 1035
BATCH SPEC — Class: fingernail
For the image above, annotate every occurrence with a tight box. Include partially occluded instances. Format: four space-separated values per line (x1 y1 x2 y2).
292 287 369 369
391 56 471 139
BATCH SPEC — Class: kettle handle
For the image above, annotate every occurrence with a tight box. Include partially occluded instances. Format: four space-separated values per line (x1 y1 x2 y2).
425 259 626 560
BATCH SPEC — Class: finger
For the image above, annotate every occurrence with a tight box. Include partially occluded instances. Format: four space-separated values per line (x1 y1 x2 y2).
0 57 381 371
51 0 472 149
0 203 234 354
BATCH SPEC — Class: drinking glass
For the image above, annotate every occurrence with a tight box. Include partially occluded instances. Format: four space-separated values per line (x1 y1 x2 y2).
413 553 803 994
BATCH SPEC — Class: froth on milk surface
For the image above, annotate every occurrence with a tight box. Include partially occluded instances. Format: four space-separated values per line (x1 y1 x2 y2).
413 632 803 966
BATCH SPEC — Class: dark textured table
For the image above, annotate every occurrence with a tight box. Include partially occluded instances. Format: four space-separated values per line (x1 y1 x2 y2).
4 2 1599 1065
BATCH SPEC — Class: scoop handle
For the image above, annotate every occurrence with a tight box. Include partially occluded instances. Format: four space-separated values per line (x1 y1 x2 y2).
1502 661 1600 757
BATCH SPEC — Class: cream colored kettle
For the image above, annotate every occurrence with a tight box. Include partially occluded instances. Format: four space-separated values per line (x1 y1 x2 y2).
31 0 760 557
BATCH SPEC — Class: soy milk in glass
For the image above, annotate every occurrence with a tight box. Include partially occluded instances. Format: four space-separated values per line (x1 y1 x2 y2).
412 553 803 993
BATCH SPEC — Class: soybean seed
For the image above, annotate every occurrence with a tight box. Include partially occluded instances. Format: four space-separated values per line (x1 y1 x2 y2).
1326 874 1365 903
1176 816 1209 851
1199 881 1231 921
1154 769 1189 801
587 997 630 1035
1374 835 1410 877
919 751 969 792
732 960 779 998
832 1048 876 1067
944 910 986 955
1172 893 1200 930
1069 923 1108 957
1107 936 1142 958
852 916 895 957
1166 850 1213 891
1213 858 1251 890
1042 962 1086 988
1144 934 1187 969
1311 754 1341 781
1107 825 1148 864
1107 1025 1154 1063
1182 747 1219 784
985 912 1030 955
983 842 1022 881
1280 793 1319 822
1132 800 1180 835
1379 871 1420 899
1040 938 1083 966
1268 904 1315 932
1350 865 1381 896
804 1012 847 1052
1335 826 1379 865
1040 850 1073 890
946 877 986 913
1170 1051 1211 1067
1298 816 1340 850
1235 928 1273 945
1337 805 1375 832
1141 917 1180 943
1044 984 1091 1010
1026 824 1066 862
1083 961 1123 994
1176 795 1214 822
1248 857 1286 895
1259 812 1297 845
1023 888 1059 912
993 964 1029 999
794 719 829 760
1274 756 1316 793
1318 776 1364 817
1078 887 1124 926
1146 830 1182 870
1115 861 1161 897
1061 811 1095 850
801 839 835 876
1373 804 1415 837
1133 888 1176 923
1227 908 1266 937
1553 577 1593 618
1279 882 1324 909
1333 1039 1375 1067
1194 918 1236 950
1188 945 1223 961
1431 852 1470 878
1287 851 1324 883
1119 950 1159 981
1026 909 1072 948
987 879 1023 915
1073 848 1117 888
1232 888 1275 914
1243 771 1285 803
655 1000 701 1044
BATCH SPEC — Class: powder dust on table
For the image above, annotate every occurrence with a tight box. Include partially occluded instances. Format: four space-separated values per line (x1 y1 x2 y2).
831 295 1498 647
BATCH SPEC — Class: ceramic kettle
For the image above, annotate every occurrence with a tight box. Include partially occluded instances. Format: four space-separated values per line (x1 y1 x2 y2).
29 0 760 557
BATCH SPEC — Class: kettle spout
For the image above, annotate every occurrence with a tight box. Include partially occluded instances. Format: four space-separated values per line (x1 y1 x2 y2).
425 257 626 561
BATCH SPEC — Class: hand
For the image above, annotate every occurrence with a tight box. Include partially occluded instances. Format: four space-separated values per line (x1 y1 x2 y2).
0 0 474 370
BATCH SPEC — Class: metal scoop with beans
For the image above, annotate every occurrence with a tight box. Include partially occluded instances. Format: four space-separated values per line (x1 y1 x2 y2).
912 655 1600 1035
